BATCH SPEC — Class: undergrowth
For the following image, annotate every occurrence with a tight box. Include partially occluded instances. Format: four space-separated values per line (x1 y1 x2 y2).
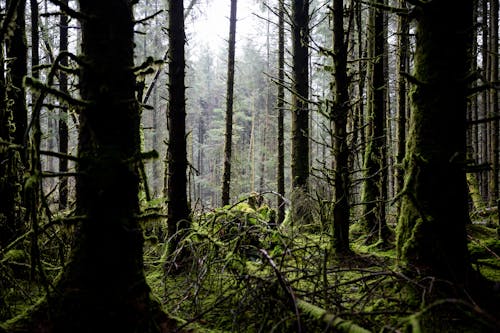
1 197 499 332
141 200 500 332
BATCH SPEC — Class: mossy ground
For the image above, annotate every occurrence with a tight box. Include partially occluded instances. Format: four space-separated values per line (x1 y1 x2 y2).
2 204 499 332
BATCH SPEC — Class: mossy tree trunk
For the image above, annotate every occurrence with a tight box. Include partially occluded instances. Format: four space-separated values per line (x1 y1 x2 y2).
166 0 191 254
396 1 473 285
6 1 169 331
360 3 389 244
0 0 22 258
6 0 27 153
221 0 237 206
330 0 351 253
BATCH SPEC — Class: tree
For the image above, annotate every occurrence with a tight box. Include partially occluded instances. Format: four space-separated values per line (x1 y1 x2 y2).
489 0 499 205
165 0 191 254
396 0 473 287
0 0 23 250
291 0 309 191
6 0 27 153
276 0 285 224
221 0 238 206
58 0 69 209
395 0 409 215
330 0 351 253
4 1 170 331
360 2 390 244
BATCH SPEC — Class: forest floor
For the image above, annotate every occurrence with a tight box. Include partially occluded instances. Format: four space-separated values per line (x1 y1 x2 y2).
1 202 499 332
143 203 500 332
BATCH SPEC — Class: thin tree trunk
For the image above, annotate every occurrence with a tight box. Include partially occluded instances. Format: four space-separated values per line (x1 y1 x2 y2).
360 3 389 244
291 0 309 190
58 0 69 209
395 0 409 214
489 0 499 204
331 0 351 253
221 0 237 206
276 0 286 224
166 0 191 255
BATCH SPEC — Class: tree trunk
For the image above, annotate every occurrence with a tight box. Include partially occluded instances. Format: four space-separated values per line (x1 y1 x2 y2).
330 0 351 253
396 1 473 286
221 0 237 206
291 0 309 190
360 3 389 244
58 0 69 209
489 0 499 205
5 1 171 331
276 0 286 224
166 0 191 254
6 0 27 153
395 0 409 215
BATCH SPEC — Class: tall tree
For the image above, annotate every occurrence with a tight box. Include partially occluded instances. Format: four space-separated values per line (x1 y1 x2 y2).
360 2 389 244
396 0 473 287
221 0 238 206
4 1 170 331
291 0 309 191
330 0 351 253
395 0 409 214
489 0 499 204
166 0 191 254
0 0 22 254
58 0 69 209
0 0 27 251
6 0 27 152
276 0 285 224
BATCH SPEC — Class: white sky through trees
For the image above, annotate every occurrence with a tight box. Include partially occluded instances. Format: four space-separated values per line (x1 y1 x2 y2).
187 1 266 58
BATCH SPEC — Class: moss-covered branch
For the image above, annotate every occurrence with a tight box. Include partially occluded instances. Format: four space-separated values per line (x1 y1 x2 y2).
297 299 371 333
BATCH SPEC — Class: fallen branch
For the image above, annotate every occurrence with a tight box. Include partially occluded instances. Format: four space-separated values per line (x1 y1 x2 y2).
297 300 371 333
260 249 372 333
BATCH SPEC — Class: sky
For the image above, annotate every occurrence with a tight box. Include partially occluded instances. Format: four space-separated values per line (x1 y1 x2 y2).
186 1 266 57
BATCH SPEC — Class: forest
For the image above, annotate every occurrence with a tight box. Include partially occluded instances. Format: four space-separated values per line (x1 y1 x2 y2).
0 0 499 332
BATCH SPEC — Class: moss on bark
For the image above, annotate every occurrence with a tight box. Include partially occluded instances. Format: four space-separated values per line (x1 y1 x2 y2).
396 1 473 286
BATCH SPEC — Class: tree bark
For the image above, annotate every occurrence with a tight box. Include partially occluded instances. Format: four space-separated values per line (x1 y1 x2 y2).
360 3 389 244
396 1 473 286
6 0 27 152
395 0 409 215
58 0 69 209
276 0 285 224
221 0 238 206
165 0 191 254
330 0 351 253
4 1 171 331
291 0 309 190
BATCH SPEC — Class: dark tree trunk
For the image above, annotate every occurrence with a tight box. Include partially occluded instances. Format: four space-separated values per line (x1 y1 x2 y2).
166 0 191 254
221 0 237 206
58 0 69 209
276 0 285 224
395 0 409 215
4 1 171 331
291 0 309 190
396 1 473 287
330 0 351 253
360 3 389 244
489 0 499 204
0 0 22 255
6 0 27 152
